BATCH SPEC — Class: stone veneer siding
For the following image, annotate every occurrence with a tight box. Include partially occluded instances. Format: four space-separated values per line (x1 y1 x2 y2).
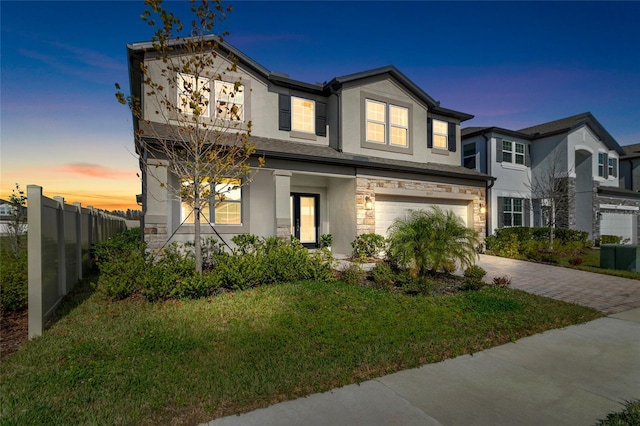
355 176 486 239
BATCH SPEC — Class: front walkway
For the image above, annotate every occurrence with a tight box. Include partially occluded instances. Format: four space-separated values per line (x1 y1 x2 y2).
476 254 640 314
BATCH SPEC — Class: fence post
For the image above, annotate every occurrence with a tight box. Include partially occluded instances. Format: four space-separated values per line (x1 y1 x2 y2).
27 185 43 339
53 196 67 296
73 202 83 281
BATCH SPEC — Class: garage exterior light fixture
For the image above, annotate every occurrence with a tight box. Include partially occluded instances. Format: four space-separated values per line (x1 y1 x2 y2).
365 196 373 210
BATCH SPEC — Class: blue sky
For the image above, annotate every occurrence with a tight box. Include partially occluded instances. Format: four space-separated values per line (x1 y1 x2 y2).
2 1 639 210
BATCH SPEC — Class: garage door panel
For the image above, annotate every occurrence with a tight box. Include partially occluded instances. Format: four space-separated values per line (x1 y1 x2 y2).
375 196 469 237
600 212 636 244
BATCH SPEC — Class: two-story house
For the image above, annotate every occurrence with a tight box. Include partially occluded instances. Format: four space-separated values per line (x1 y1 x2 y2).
126 36 493 255
462 113 640 243
619 143 640 192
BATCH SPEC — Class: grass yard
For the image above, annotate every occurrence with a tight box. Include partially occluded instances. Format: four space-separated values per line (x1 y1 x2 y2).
558 248 640 280
1 276 602 425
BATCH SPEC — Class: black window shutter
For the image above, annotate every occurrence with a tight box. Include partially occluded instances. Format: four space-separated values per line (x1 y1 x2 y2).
613 158 618 178
524 199 531 227
278 94 291 131
448 122 457 152
525 144 531 167
497 197 505 228
315 101 327 137
427 117 433 148
496 138 503 163
603 153 609 178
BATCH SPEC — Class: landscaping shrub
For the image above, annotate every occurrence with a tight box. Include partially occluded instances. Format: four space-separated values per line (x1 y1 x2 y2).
95 231 335 300
351 233 386 259
568 257 583 266
595 399 640 426
368 262 395 290
94 228 148 299
600 235 622 245
492 275 512 287
386 207 479 275
339 264 366 286
97 247 149 299
0 249 28 312
462 264 487 291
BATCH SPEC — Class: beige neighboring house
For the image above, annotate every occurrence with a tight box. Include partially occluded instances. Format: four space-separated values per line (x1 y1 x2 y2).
126 36 493 255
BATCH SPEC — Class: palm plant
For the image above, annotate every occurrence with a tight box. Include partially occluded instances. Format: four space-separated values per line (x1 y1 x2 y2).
386 207 480 275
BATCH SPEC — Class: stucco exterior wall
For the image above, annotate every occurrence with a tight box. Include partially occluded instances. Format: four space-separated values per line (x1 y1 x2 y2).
567 127 619 188
339 77 461 166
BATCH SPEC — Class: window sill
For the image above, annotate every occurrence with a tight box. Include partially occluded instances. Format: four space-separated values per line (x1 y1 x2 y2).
500 162 528 171
362 141 412 155
431 147 450 156
290 130 317 141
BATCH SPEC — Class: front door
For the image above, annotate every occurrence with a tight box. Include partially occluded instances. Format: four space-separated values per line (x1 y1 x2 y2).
290 193 319 248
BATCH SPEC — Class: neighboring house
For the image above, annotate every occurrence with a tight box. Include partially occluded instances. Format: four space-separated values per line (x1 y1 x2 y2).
619 142 640 192
0 200 27 236
462 112 640 243
126 36 493 255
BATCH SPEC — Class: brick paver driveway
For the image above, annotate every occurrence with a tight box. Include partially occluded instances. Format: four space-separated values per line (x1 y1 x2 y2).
477 254 640 314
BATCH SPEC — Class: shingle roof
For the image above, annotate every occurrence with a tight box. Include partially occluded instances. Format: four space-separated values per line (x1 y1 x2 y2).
621 142 640 158
517 112 624 155
138 121 493 183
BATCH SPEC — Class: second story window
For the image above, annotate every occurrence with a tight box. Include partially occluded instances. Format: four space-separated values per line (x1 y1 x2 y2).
214 81 244 121
292 97 315 133
365 99 409 147
432 120 448 149
463 142 477 169
178 73 210 117
598 153 605 177
502 141 525 165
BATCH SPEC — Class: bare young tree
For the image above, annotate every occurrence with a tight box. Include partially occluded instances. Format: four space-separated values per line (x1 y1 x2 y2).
116 0 264 272
527 150 570 249
6 184 27 255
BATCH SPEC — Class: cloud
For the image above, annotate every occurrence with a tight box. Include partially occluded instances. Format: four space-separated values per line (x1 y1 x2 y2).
59 163 134 180
17 41 126 85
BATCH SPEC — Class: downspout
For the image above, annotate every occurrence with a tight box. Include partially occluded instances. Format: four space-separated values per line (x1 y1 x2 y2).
482 133 494 238
328 83 342 152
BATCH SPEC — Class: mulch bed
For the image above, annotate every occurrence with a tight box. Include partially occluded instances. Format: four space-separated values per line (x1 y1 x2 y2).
1 309 28 360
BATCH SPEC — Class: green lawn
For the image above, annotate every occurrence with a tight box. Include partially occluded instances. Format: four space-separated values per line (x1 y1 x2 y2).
558 248 640 280
1 277 602 425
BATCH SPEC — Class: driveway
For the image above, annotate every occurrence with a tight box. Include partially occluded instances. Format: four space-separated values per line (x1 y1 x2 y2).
477 254 640 314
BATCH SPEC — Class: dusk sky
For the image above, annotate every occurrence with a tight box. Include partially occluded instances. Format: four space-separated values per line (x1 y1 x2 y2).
2 1 639 211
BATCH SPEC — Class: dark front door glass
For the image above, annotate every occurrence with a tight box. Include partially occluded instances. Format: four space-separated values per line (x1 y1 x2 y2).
290 193 319 247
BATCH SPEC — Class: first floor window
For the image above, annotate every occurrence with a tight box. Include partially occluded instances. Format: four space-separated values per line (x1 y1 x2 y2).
214 178 242 225
180 178 211 224
503 198 523 227
180 177 242 225
292 96 315 133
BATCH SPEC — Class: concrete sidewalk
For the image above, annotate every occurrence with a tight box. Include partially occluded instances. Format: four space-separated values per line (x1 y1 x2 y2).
203 308 640 426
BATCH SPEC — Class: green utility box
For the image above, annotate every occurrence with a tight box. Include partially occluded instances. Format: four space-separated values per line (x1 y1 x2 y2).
600 244 640 272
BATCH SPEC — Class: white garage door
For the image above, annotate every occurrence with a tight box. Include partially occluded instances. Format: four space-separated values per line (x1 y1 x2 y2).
600 212 636 244
374 196 469 237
